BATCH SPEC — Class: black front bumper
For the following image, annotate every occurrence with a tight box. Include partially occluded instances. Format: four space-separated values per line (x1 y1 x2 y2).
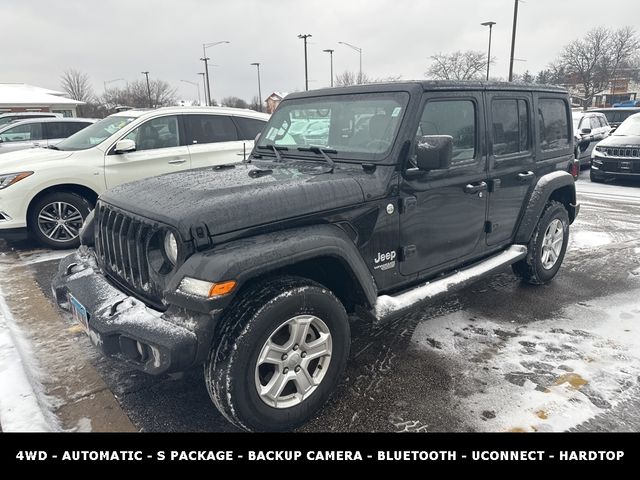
52 248 218 374
591 165 640 181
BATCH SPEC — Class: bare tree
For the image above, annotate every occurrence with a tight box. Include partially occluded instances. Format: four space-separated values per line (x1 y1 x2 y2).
334 70 373 87
103 79 177 109
221 96 249 109
426 51 490 81
60 69 95 116
558 26 640 107
248 95 263 112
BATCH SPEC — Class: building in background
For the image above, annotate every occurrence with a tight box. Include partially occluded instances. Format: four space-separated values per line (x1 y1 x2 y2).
0 83 84 117
265 92 287 114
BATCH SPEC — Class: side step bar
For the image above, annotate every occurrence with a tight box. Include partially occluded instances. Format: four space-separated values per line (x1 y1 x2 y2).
374 245 528 321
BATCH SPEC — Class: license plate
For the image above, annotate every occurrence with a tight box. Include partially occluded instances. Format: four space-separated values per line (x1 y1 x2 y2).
621 161 631 170
68 294 89 331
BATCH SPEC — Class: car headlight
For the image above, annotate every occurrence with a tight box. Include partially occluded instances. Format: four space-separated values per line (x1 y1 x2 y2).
0 172 33 190
164 231 178 265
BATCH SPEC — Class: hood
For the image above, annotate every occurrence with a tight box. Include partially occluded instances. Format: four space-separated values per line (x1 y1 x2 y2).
101 161 371 239
0 147 74 172
597 135 640 148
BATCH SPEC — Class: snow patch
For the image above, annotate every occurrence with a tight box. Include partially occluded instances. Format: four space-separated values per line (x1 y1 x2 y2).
0 283 60 432
569 231 612 250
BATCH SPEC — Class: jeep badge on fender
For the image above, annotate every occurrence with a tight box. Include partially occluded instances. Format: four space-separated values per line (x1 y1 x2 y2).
53 81 579 432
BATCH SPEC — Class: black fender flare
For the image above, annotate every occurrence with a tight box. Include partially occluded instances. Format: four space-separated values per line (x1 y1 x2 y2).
166 224 378 312
515 170 578 244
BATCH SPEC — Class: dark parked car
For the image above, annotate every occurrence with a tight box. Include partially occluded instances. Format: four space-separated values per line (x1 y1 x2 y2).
589 107 640 131
572 111 611 167
590 112 640 183
53 81 578 431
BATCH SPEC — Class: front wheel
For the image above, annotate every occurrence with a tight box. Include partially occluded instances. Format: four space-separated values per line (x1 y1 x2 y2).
28 192 92 249
512 200 570 285
205 276 350 431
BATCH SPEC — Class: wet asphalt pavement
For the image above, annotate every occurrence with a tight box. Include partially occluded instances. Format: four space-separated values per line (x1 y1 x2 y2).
3 169 640 432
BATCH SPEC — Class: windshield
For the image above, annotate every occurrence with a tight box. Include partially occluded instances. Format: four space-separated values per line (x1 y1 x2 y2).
613 115 640 136
256 92 410 160
56 115 135 151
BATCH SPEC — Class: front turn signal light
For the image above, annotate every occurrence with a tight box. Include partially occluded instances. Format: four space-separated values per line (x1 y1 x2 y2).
208 280 237 297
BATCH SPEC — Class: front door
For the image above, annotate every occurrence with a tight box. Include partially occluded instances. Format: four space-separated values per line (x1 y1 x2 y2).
399 92 488 276
104 114 191 188
486 93 535 245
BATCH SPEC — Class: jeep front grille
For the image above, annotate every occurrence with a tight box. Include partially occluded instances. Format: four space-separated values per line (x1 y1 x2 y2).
94 201 164 309
603 147 640 158
601 159 640 173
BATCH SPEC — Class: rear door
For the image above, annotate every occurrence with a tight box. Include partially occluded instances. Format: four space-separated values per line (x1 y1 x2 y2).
185 114 247 168
486 92 535 245
104 114 191 188
0 122 45 149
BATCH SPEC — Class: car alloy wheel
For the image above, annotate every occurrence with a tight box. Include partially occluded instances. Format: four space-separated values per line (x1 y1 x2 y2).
540 218 564 270
37 201 84 243
254 314 332 409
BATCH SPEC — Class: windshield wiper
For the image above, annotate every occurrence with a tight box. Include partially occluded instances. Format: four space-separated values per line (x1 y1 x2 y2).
256 144 288 162
297 146 336 173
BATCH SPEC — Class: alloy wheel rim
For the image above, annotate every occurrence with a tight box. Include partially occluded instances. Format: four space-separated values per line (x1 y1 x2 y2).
541 218 564 270
37 202 84 242
254 314 332 409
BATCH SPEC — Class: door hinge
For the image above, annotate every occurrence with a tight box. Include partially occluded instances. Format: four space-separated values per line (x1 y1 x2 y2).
484 221 494 233
400 196 417 213
488 179 501 192
399 244 417 261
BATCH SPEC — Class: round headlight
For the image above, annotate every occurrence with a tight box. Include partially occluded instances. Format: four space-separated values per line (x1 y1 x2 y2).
164 231 178 265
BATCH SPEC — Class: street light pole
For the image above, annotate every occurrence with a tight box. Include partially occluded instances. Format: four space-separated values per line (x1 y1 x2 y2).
181 79 200 105
141 71 151 108
508 0 520 82
197 72 206 106
202 40 230 105
250 63 262 112
481 21 496 81
338 41 362 83
298 34 312 91
323 49 334 87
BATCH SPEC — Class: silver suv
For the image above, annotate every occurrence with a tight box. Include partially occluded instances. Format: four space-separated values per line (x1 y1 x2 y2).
0 117 95 154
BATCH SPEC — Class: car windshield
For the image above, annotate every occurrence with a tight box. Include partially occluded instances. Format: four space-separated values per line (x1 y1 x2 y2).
256 92 410 160
612 115 640 136
55 115 136 151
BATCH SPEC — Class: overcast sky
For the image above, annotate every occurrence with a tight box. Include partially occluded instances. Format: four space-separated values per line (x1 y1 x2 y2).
3 0 640 104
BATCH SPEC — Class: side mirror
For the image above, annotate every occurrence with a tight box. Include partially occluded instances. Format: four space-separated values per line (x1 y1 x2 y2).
580 127 592 135
415 135 453 171
114 139 136 153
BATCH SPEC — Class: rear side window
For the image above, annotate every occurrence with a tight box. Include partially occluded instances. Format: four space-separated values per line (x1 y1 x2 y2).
491 99 529 156
418 100 476 163
234 117 267 140
538 98 570 151
0 122 43 142
185 115 239 144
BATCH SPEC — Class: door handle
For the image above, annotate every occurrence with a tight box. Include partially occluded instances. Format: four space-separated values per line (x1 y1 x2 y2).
464 181 488 194
517 171 534 181
168 158 187 165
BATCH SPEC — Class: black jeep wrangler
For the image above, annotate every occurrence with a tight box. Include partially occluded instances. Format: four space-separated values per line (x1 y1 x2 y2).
53 81 579 431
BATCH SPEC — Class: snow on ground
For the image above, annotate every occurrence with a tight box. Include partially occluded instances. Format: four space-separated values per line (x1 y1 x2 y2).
568 230 612 250
409 289 640 432
0 275 59 431
16 249 73 266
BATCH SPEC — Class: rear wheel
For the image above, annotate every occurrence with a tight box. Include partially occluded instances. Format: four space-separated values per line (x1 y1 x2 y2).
513 200 569 285
28 192 92 249
205 276 350 431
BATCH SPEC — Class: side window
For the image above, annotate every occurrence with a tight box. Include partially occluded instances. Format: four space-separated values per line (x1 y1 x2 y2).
66 122 90 136
590 117 600 130
417 100 476 163
0 123 43 142
124 115 180 151
491 99 529 156
538 98 570 152
234 117 267 140
185 115 239 145
45 122 66 139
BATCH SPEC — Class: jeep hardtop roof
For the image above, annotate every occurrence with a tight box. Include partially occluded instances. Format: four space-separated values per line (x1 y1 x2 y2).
286 81 568 100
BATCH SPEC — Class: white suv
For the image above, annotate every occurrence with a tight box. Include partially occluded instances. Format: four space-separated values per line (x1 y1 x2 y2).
0 106 268 248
